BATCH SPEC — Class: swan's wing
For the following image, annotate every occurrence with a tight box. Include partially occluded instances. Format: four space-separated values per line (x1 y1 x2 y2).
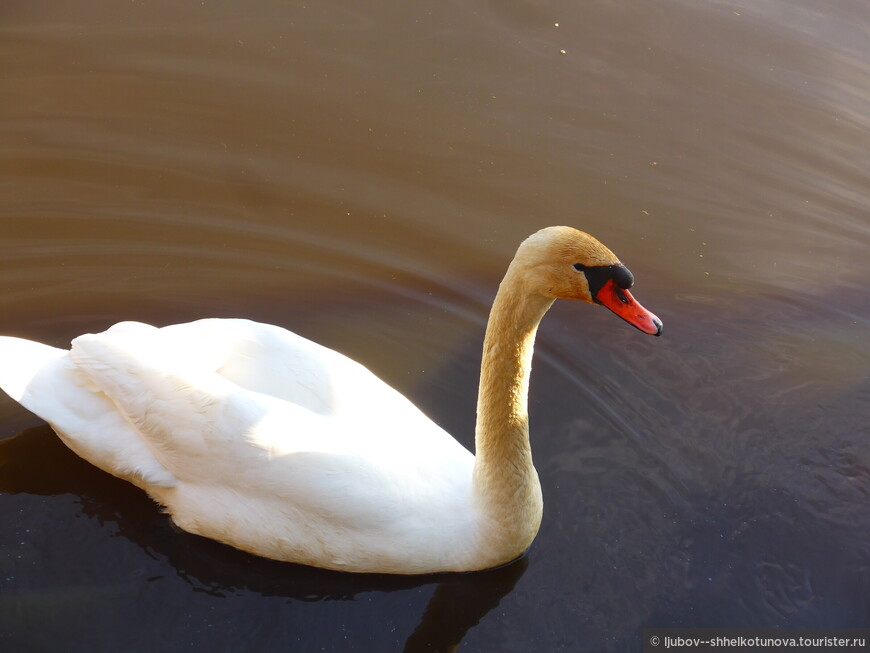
134 319 464 457
67 326 276 480
153 318 420 420
168 318 343 412
69 321 472 476
68 319 473 475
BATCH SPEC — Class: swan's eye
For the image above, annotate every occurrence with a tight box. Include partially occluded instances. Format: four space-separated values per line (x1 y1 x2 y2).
572 263 586 272
614 288 630 304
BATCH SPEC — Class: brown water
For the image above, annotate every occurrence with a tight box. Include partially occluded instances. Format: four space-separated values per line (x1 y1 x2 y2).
1 1 869 650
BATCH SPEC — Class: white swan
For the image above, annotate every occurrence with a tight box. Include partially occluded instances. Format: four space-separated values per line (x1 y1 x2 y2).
0 226 661 574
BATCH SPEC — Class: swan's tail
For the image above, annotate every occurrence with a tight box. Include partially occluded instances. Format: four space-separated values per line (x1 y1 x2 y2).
0 332 178 489
0 336 68 412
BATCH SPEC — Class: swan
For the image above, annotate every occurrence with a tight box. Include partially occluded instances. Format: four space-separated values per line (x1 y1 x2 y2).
0 226 661 574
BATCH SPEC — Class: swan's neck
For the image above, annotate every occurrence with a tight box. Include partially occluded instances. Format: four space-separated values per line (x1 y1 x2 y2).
473 264 553 556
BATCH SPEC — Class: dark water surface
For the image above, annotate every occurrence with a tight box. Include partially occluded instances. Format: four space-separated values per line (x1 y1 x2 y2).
2 1 869 651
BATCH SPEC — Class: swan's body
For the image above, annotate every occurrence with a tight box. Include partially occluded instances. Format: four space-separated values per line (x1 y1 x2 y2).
0 227 661 574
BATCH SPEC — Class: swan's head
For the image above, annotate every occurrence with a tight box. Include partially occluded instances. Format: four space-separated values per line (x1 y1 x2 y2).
514 226 663 336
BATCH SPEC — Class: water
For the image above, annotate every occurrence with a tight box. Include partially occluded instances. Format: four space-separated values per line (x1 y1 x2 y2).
1 1 869 650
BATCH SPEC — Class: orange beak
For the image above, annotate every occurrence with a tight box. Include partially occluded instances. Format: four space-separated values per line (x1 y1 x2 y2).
594 278 663 336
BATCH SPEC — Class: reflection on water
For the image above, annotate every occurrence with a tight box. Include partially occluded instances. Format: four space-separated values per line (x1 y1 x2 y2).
1 0 869 650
